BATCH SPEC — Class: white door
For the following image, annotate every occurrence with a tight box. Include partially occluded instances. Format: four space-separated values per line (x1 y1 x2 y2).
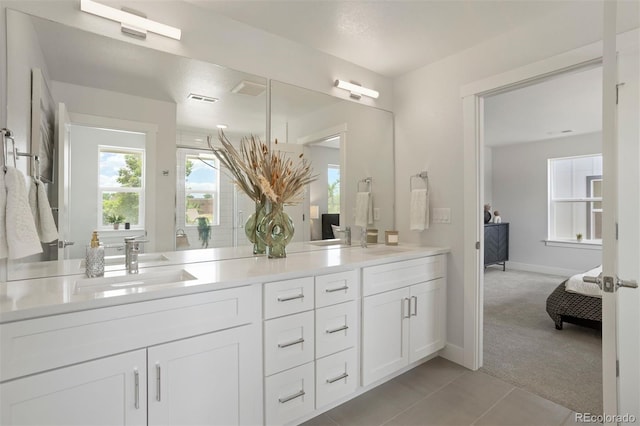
147 325 262 426
54 102 72 260
604 11 640 420
362 287 410 386
0 350 147 426
409 279 446 363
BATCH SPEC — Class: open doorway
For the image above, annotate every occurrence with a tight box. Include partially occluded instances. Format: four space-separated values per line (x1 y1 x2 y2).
480 65 603 414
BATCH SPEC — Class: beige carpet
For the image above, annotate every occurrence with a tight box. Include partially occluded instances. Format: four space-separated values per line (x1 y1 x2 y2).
481 267 602 415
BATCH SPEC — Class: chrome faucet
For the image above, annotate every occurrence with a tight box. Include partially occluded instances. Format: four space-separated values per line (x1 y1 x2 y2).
124 236 148 274
333 226 351 246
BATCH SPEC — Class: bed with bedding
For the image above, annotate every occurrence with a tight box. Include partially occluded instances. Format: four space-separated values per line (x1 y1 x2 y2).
546 266 602 330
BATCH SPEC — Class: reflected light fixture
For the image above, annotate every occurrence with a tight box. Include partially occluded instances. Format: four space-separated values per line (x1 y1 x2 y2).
216 124 228 129
334 80 379 100
80 0 182 40
310 205 320 220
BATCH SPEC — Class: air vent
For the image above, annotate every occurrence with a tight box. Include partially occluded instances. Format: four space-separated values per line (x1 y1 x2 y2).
231 80 266 96
187 93 219 103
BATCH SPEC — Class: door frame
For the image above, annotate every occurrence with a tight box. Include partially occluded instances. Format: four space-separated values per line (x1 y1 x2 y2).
460 42 605 371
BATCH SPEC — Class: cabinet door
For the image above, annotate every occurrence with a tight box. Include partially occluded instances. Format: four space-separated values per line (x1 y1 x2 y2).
0 350 146 426
148 324 262 426
409 279 446 363
362 287 410 386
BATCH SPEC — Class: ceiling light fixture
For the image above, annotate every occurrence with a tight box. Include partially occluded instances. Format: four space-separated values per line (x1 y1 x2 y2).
216 124 228 129
334 80 379 100
188 93 218 103
80 0 182 40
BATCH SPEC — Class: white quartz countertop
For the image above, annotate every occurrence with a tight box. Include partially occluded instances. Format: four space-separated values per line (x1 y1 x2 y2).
0 244 448 323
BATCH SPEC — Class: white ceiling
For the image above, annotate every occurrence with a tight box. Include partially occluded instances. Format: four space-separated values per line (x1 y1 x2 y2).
187 0 601 78
484 65 602 147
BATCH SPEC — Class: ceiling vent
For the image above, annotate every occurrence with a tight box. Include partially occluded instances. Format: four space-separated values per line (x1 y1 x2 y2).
231 80 266 96
187 93 218 103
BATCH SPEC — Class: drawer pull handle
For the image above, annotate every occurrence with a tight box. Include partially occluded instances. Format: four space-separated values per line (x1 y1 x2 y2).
326 325 349 334
134 369 140 409
156 363 161 402
277 294 304 302
278 337 305 348
411 295 418 317
278 390 306 404
326 372 349 384
325 285 349 293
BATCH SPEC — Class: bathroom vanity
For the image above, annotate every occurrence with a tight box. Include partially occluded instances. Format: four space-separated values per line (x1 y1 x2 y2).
0 244 448 425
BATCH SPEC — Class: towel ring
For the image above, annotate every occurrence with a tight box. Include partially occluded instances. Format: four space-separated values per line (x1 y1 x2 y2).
358 177 372 192
410 171 428 191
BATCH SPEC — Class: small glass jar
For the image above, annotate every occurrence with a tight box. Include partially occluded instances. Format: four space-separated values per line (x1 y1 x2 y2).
85 245 105 277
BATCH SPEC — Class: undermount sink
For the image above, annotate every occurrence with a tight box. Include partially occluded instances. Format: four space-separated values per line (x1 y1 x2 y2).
74 269 197 293
80 253 170 268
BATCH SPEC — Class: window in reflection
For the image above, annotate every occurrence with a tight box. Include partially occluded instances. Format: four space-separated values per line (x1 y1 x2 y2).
328 164 340 214
99 147 144 228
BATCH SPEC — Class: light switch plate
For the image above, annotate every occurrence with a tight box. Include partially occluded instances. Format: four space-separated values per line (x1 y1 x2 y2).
432 208 451 224
373 208 380 220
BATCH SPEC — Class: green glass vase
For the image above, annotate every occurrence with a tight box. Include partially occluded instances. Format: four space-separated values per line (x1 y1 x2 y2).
257 203 295 258
244 200 266 255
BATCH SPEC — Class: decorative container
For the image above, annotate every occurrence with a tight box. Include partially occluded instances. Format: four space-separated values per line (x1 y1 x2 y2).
385 230 399 246
257 203 294 258
245 199 267 254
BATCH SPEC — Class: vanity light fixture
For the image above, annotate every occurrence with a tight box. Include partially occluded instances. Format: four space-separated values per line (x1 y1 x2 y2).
334 80 379 100
80 0 182 40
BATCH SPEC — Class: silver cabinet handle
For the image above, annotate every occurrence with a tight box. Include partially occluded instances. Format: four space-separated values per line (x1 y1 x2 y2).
326 325 349 334
402 297 411 319
411 296 418 317
326 372 349 384
156 363 161 402
278 390 305 404
325 285 349 293
277 294 304 302
278 337 305 348
134 369 140 409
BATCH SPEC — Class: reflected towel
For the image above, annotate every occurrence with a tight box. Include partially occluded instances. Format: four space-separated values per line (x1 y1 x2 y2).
410 188 429 231
355 191 373 228
29 178 58 243
5 167 42 259
0 171 7 259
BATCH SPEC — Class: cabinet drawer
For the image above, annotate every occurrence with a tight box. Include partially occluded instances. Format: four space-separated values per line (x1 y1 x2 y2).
316 348 358 409
0 285 259 382
265 362 315 426
315 301 357 359
264 311 315 376
264 277 314 319
315 270 358 308
362 255 445 296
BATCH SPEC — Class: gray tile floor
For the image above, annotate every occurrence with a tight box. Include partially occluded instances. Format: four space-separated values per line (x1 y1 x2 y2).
303 357 586 426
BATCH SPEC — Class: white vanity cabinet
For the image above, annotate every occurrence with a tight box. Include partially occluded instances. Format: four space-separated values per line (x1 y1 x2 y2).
0 285 262 426
263 269 359 425
361 255 446 386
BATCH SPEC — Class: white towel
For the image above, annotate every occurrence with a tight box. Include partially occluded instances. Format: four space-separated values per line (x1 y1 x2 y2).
4 167 42 259
355 191 373 228
29 178 58 243
410 188 429 231
0 171 7 259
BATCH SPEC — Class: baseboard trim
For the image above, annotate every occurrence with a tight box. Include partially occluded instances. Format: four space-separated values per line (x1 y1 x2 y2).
504 261 581 277
439 342 466 367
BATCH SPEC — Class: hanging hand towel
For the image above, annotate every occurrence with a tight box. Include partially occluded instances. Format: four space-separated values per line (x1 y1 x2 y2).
355 191 373 228
5 167 42 259
29 178 58 243
410 188 429 231
0 171 7 259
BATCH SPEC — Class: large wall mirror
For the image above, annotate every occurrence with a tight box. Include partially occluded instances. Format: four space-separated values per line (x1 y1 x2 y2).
5 9 395 281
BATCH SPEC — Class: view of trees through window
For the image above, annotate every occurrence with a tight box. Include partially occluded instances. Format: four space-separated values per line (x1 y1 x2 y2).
99 148 144 227
328 164 340 214
184 154 219 226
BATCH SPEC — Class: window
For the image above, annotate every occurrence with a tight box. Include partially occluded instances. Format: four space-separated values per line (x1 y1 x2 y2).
178 150 220 227
99 147 145 228
327 164 340 214
548 154 602 243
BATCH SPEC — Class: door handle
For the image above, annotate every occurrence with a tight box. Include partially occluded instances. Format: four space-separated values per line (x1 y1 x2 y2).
278 337 305 348
616 276 638 289
134 369 140 409
58 240 75 248
277 294 304 302
278 390 305 404
411 296 418 317
156 363 161 402
582 273 603 289
584 273 638 292
402 297 411 319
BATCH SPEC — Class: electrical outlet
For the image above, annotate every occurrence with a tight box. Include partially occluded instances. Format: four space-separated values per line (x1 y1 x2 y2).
373 208 380 220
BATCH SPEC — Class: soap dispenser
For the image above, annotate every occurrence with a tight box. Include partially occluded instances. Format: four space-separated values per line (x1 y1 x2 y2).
86 231 105 277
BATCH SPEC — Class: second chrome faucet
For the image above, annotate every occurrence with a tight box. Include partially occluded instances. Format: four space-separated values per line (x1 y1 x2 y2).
124 236 148 274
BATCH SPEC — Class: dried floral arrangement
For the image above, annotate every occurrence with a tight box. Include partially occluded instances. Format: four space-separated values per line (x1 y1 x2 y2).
207 131 316 206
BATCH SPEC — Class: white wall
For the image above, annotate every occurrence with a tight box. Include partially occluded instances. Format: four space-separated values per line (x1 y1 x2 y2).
393 4 616 349
484 146 493 209
50 81 176 251
491 132 602 275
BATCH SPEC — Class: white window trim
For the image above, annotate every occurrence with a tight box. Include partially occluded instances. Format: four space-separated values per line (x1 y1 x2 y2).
178 149 221 227
544 239 602 250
